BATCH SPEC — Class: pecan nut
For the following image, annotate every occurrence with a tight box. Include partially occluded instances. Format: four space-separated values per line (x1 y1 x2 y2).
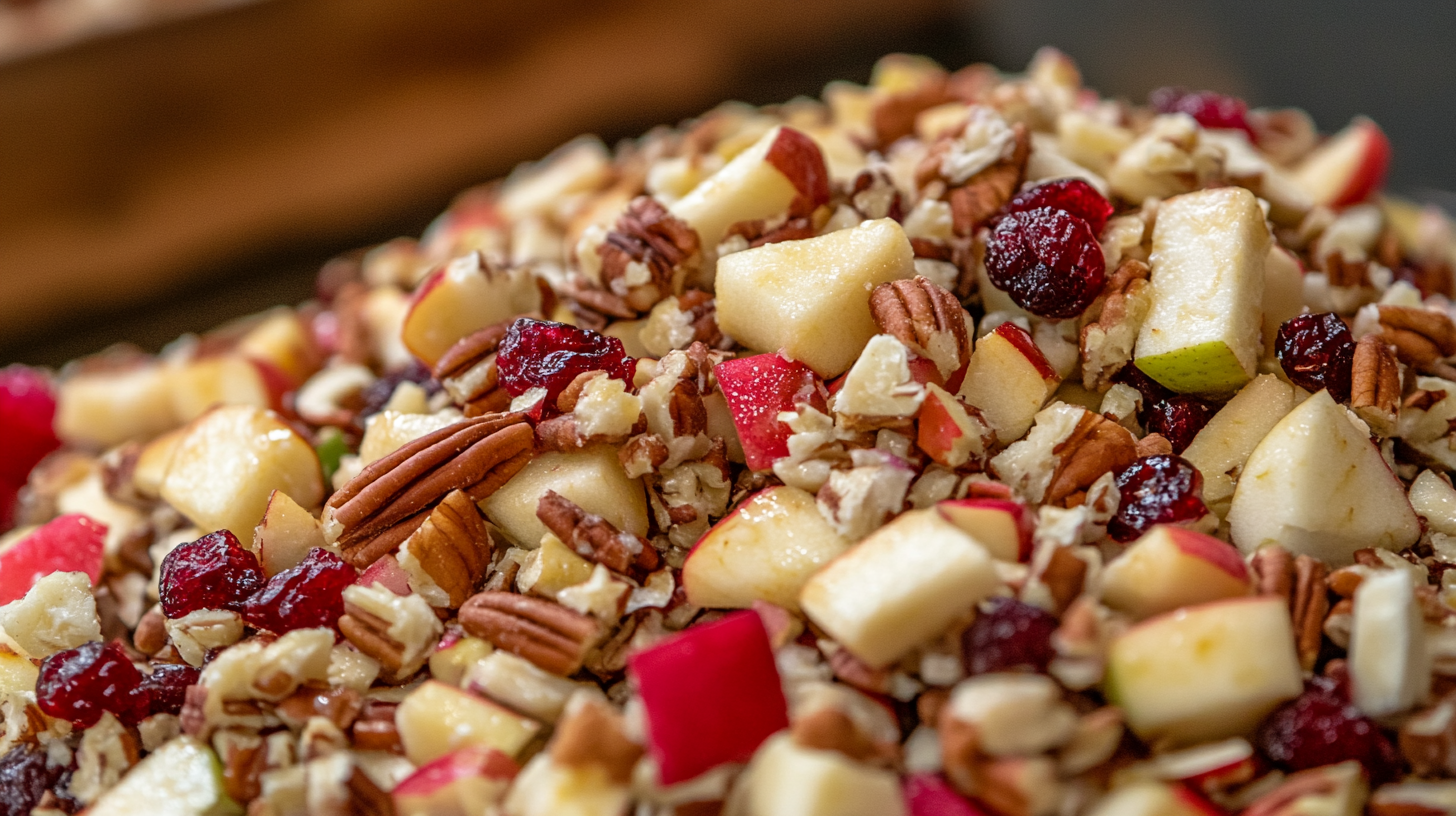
1350 334 1402 437
1400 693 1456 777
1379 305 1456 371
458 591 600 676
400 490 495 608
432 323 514 417
338 584 442 681
869 276 970 379
791 706 898 767
945 122 1030 236
1080 259 1153 391
549 699 643 783
1045 412 1139 508
536 490 660 578
1251 546 1329 671
596 196 700 312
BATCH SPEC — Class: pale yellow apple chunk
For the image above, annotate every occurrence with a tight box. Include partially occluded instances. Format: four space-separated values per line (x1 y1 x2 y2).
799 509 999 667
1180 374 1298 517
746 734 906 816
715 218 916 377
55 362 178 448
89 736 239 816
396 680 541 766
957 328 1059 444
481 445 647 548
1227 389 1419 565
168 355 273 424
668 125 802 251
253 490 327 576
683 486 851 612
1135 186 1268 395
160 406 324 541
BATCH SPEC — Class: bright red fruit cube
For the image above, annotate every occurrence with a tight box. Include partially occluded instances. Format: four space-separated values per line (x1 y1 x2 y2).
714 353 826 471
0 365 60 488
0 514 107 604
628 610 789 784
904 773 990 816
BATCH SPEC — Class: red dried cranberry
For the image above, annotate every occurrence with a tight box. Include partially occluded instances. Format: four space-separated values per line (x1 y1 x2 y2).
1255 682 1400 783
1001 179 1115 234
141 662 201 716
1149 87 1255 139
984 208 1106 320
0 744 63 816
36 641 150 727
1275 313 1355 403
961 597 1058 674
158 530 265 619
497 318 635 408
240 547 355 634
1108 455 1209 543
1146 395 1217 453
1111 363 1175 424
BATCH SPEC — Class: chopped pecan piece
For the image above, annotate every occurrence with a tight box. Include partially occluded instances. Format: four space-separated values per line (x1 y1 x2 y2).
1044 412 1139 508
536 490 660 578
1401 693 1456 777
946 122 1030 236
1379 305 1456 370
597 196 700 312
459 591 600 676
723 214 818 249
338 584 442 682
870 276 970 378
1350 334 1402 436
432 323 514 417
400 490 495 607
791 706 898 767
324 413 535 568
1080 259 1153 391
1251 546 1329 671
550 699 643 783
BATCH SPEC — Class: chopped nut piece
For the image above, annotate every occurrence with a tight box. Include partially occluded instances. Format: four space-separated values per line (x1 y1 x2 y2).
549 697 643 783
432 322 514 417
1379 305 1456 371
1080 259 1153 391
459 591 601 676
595 197 700 312
1351 335 1402 436
397 490 494 608
338 584 443 682
869 276 971 379
536 489 659 578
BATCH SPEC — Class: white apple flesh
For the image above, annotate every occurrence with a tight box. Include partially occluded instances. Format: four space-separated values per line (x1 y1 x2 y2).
745 733 906 816
935 497 1033 562
1100 525 1251 620
1289 117 1392 208
395 680 542 766
1180 374 1298 518
481 444 648 549
88 736 239 816
957 322 1060 444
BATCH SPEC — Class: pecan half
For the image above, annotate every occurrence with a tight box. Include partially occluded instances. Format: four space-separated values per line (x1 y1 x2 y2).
1045 412 1138 507
870 276 970 378
1350 334 1402 436
597 196 700 312
432 323 513 417
1379 305 1456 371
459 591 600 676
401 490 495 608
325 413 535 568
1251 546 1329 671
536 490 660 578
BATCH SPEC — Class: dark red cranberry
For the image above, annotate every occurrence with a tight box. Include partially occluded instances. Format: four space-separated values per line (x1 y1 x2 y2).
240 548 355 634
1275 313 1355 403
1111 363 1175 425
158 530 265 619
497 318 635 407
1146 395 1217 453
1255 682 1400 783
1108 455 1209 543
141 662 201 716
0 744 63 816
1149 87 1255 139
36 641 149 728
1001 179 1115 234
961 597 1059 675
985 208 1106 320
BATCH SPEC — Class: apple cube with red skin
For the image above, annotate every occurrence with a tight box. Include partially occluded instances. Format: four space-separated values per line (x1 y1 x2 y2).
1086 782 1222 816
357 553 412 596
917 384 991 469
0 365 60 489
627 610 789 785
401 253 541 367
715 353 827 471
0 514 106 604
936 498 1034 562
393 746 519 816
904 773 990 816
1290 117 1391 208
1101 525 1251 620
957 323 1059 444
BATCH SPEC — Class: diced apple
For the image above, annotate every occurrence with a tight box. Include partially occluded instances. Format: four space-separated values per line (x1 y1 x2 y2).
1100 526 1251 620
392 747 518 816
1227 389 1420 565
1261 246 1305 354
1409 470 1456 536
518 533 596 597
1289 117 1391 208
396 680 542 766
935 498 1034 562
1180 374 1298 518
0 513 105 604
745 733 906 816
357 554 412 595
957 322 1060 445
400 253 541 367
167 353 282 423
714 353 827 471
235 309 322 388
669 125 830 251
253 491 327 576
160 406 325 541
55 359 178 448
1104 596 1304 746
799 509 1000 668
716 218 917 378
1130 738 1257 795
682 485 851 612
627 610 788 785
89 736 239 816
0 645 38 695
358 410 463 467
1349 568 1430 717
501 754 631 816
916 384 992 469
903 773 988 816
481 444 647 549
0 366 60 487
1134 187 1268 395
1085 782 1220 816
428 635 494 688
134 427 185 499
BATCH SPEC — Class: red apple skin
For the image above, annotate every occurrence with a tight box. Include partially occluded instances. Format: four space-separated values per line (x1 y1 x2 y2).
0 365 61 488
903 773 990 816
357 554 412 596
1171 784 1225 816
0 481 16 532
936 498 1033 562
0 514 107 604
248 359 294 412
906 355 945 388
1162 526 1248 582
627 610 789 785
764 127 831 215
393 746 518 798
1328 119 1391 208
992 322 1057 380
714 353 827 471
917 388 965 465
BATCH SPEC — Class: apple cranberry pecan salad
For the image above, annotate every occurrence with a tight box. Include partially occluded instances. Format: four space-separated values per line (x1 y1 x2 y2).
7 47 1456 816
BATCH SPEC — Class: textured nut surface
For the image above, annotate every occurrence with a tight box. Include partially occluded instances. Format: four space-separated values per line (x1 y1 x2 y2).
459 591 600 676
399 490 495 607
1379 305 1456 370
535 490 659 578
1080 258 1153 391
433 322 514 417
1351 334 1403 436
549 698 643 783
1044 411 1138 508
869 276 970 378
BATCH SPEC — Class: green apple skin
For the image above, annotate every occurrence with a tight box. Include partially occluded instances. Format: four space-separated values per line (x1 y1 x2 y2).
1134 341 1252 396
89 737 241 816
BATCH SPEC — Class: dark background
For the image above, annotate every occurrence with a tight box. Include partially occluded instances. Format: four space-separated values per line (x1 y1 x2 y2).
2 0 1453 366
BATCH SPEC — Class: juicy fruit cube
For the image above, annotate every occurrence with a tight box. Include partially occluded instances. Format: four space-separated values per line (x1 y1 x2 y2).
936 498 1033 562
1179 374 1297 517
957 322 1059 444
481 445 647 548
400 253 542 367
253 490 327 576
1289 117 1391 208
682 485 851 612
714 353 826 471
0 513 106 604
745 733 906 816
1105 596 1304 746
917 384 990 469
1349 569 1430 717
0 646 38 695
799 509 1000 668
0 571 100 658
54 359 178 449
1100 525 1250 620
396 680 542 766
628 610 789 785
0 365 60 487
159 530 265 618
496 318 635 408
715 218 917 378
1134 187 1268 395
88 736 239 816
392 747 518 816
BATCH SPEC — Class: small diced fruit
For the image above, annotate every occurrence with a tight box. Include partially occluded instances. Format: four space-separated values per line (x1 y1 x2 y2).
1134 187 1268 395
55 359 178 449
716 218 917 378
799 509 1000 668
916 384 992 469
0 366 60 487
1100 526 1250 620
359 410 463 466
936 498 1033 562
167 354 282 423
88 736 239 816
518 534 596 597
502 754 631 816
392 747 518 816
253 490 327 576
1105 596 1304 746
0 571 99 658
628 610 789 785
1085 782 1220 816
745 733 906 816
400 253 541 367
481 445 647 548
357 554 412 596
160 406 325 541
235 309 322 388
0 645 38 695
1179 374 1297 517
683 485 851 612
1409 469 1456 536
0 513 106 604
957 322 1060 444
1289 117 1391 208
428 635 494 687
1348 569 1430 718
133 427 185 499
396 680 542 766
715 353 826 471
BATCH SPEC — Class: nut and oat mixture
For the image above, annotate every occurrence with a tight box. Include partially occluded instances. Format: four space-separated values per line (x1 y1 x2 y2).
3 48 1456 816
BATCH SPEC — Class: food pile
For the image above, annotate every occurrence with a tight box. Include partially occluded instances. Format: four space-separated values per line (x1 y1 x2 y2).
5 48 1456 815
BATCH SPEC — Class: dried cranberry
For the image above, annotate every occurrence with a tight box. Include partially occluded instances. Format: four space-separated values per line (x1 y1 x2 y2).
497 317 635 408
1108 455 1209 543
1146 395 1217 453
984 208 1106 320
0 744 63 816
1149 87 1255 139
1000 179 1115 234
1111 363 1175 424
36 641 150 727
158 530 265 618
141 662 201 716
240 548 355 634
961 597 1058 675
1255 682 1400 783
1275 313 1355 403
